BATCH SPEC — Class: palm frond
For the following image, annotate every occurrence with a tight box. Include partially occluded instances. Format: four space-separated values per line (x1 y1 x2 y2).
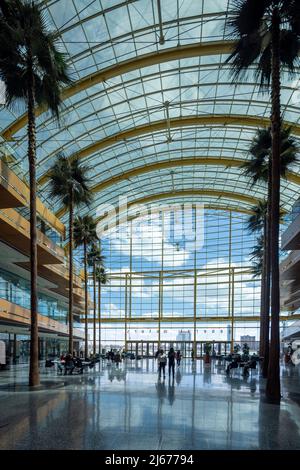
95 266 108 285
282 0 300 35
249 235 264 278
48 154 93 209
246 200 268 233
87 244 104 268
226 0 271 37
279 29 300 74
241 126 299 186
241 155 268 186
225 35 263 81
255 42 272 88
225 0 300 86
73 215 97 249
0 0 72 117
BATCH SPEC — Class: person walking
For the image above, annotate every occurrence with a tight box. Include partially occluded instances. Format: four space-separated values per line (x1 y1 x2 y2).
191 349 195 362
176 350 182 366
168 347 176 380
157 349 167 380
115 350 122 368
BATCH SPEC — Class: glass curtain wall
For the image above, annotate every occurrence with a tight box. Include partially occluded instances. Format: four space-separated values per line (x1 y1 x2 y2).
88 207 264 352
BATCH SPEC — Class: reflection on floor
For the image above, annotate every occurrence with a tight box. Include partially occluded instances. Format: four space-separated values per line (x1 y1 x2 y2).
0 358 300 450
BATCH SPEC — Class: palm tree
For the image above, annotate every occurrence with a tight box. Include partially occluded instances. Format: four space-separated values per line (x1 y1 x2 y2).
242 127 298 184
74 215 97 358
95 265 108 356
87 243 105 355
0 1 71 386
48 155 92 355
247 201 268 369
226 0 300 401
242 127 298 379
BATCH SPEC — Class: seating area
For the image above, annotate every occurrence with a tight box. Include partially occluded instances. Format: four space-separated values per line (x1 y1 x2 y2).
225 354 259 376
45 356 97 375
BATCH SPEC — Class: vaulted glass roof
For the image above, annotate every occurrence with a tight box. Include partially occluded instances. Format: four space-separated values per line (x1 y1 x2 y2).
1 0 300 221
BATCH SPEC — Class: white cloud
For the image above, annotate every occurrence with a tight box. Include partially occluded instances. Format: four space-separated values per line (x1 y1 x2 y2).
102 303 125 318
107 213 192 267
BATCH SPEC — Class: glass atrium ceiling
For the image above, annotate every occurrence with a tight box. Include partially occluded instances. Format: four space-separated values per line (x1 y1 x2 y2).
1 0 300 220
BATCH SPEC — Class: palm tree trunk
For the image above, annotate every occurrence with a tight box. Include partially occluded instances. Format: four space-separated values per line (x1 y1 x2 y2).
266 8 281 402
98 278 101 356
68 192 74 354
27 48 40 387
259 217 267 358
262 176 272 378
84 240 88 358
93 262 96 355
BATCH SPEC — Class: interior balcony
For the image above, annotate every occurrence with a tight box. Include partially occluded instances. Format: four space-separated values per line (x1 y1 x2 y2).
0 208 64 265
0 298 84 340
0 159 65 238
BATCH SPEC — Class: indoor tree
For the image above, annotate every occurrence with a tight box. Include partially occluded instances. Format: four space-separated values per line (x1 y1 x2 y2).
87 243 105 355
226 0 300 401
74 215 97 358
242 127 298 379
48 155 92 355
0 0 71 386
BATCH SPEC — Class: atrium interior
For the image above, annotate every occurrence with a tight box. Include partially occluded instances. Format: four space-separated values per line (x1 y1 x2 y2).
0 0 300 452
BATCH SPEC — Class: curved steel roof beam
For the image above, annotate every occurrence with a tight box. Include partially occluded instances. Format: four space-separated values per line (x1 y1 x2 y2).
51 10 229 63
94 189 263 226
29 96 299 162
1 40 236 140
18 63 295 146
90 156 300 193
37 114 300 185
95 203 256 234
59 172 269 218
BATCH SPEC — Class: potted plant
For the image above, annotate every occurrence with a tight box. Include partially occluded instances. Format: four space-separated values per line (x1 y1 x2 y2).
242 343 250 362
204 342 212 364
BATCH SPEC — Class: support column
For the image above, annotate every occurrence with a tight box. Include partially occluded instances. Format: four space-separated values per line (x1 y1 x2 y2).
229 269 233 353
13 334 17 364
193 206 197 357
98 279 101 355
159 211 164 347
125 273 128 351
128 220 133 349
158 271 163 346
228 211 234 353
231 268 235 353
193 269 197 358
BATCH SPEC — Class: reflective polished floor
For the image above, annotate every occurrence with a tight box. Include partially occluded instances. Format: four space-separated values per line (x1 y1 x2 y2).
0 358 300 450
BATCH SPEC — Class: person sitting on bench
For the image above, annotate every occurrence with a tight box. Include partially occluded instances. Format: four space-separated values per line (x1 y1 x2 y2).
74 357 84 374
226 355 241 374
64 354 75 375
243 356 257 376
